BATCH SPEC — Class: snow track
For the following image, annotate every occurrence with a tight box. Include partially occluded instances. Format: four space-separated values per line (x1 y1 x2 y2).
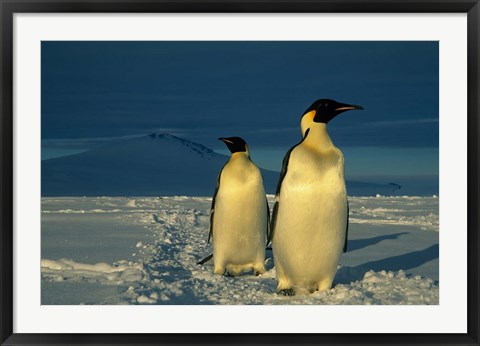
41 196 439 305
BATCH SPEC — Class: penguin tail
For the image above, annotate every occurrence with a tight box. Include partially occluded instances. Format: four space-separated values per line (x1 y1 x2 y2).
197 253 213 265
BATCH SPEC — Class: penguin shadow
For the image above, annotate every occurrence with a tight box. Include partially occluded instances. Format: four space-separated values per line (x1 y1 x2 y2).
347 232 409 252
335 243 439 285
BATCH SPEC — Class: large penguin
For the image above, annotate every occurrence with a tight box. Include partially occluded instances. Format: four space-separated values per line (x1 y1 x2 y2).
209 137 270 276
271 99 363 294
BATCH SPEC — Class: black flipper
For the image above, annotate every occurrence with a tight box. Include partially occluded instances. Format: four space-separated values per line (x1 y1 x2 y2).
265 197 271 245
269 201 279 245
343 200 349 253
269 129 311 242
208 195 215 244
197 253 213 265
209 164 226 244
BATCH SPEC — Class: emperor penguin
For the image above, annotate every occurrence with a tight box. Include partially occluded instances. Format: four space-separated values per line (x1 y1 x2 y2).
210 137 270 276
271 99 363 294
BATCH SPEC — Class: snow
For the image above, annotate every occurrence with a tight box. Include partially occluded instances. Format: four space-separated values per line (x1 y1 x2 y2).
41 196 438 305
41 259 145 284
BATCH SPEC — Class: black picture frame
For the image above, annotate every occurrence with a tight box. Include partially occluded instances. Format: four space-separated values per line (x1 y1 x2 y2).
1 1 478 345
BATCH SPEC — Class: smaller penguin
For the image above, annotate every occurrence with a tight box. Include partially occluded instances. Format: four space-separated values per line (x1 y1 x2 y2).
209 137 270 276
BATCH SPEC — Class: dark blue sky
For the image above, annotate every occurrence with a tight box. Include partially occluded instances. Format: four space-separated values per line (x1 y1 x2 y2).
41 41 438 180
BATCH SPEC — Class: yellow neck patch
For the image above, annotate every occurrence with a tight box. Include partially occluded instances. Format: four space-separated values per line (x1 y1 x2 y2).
301 110 316 136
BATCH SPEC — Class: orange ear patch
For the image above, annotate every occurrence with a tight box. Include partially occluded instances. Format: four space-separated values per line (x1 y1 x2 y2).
305 110 316 120
300 110 316 135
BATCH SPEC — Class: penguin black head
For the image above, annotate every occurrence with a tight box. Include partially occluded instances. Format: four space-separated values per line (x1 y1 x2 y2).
218 137 249 154
302 99 364 124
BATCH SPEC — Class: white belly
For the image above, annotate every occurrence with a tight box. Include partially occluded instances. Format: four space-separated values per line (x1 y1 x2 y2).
272 144 347 292
213 158 267 275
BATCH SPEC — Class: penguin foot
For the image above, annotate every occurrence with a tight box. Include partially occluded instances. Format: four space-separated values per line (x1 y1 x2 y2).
277 288 295 296
225 270 241 277
213 267 225 275
253 265 266 276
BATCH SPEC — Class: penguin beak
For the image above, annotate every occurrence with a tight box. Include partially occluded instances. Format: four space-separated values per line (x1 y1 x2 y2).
335 104 364 111
218 137 234 144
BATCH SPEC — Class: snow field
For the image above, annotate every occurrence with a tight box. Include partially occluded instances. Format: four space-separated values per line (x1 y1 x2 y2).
41 196 439 305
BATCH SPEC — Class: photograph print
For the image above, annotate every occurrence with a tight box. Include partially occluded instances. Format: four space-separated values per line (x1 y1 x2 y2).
41 41 439 305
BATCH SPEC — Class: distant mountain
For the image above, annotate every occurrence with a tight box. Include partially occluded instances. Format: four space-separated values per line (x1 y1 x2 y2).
42 133 413 197
347 180 402 197
42 133 279 196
